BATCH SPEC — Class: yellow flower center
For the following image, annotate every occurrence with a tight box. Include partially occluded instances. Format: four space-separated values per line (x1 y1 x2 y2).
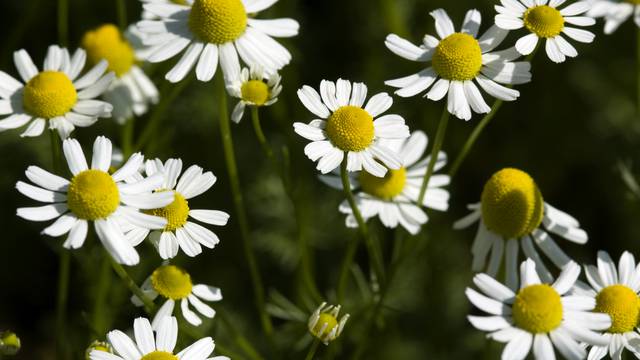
432 33 483 81
595 285 640 333
151 265 193 300
67 170 120 220
241 80 270 105
523 5 565 38
325 105 375 152
81 24 136 77
188 0 248 44
513 284 563 333
311 313 338 338
144 191 190 231
140 351 178 360
23 71 77 119
359 167 406 199
481 168 544 239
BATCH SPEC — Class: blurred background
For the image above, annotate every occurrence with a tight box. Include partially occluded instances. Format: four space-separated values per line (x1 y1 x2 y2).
0 0 638 359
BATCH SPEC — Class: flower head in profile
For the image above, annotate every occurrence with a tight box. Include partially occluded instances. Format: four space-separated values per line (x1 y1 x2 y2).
293 79 410 177
90 316 229 360
81 24 159 124
575 251 640 359
0 45 114 138
454 168 588 290
385 9 531 120
308 302 349 345
16 136 173 265
123 158 229 259
588 0 640 34
136 0 299 83
85 340 112 360
0 331 20 356
467 259 611 360
320 130 449 234
227 65 281 123
132 264 222 328
495 0 596 63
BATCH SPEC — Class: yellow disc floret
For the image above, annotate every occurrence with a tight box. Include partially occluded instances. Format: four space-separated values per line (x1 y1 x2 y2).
432 33 483 81
513 284 563 333
145 191 190 231
67 170 120 220
241 80 270 105
523 6 565 38
595 285 640 333
140 351 179 360
189 0 247 44
359 167 406 200
81 24 135 77
23 71 77 119
311 313 338 338
481 168 544 239
326 106 375 152
151 265 193 300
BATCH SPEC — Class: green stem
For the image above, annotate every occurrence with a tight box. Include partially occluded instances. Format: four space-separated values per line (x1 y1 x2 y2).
57 0 68 46
448 100 503 178
637 26 640 117
417 108 449 204
217 77 274 340
134 77 192 153
304 338 321 360
91 253 112 336
336 235 359 303
250 107 274 159
115 0 127 30
121 117 134 158
107 253 155 313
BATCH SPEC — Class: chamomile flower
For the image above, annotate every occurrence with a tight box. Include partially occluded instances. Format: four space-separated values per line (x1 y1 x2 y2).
226 65 281 123
385 9 531 120
81 24 159 124
576 251 640 359
308 302 349 345
0 45 114 139
132 265 222 328
588 0 640 34
454 168 588 290
467 259 611 360
319 130 450 234
495 0 596 63
136 0 299 83
293 79 410 177
16 136 174 265
85 340 112 360
126 158 229 259
90 316 229 360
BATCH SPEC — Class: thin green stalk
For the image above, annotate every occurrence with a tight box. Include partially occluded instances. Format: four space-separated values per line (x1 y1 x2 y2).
448 100 503 178
216 77 274 340
91 253 112 336
637 26 640 116
417 108 450 204
134 77 192 152
115 0 127 30
250 107 274 159
304 338 321 360
336 235 359 302
121 118 134 158
57 0 68 46
107 253 155 313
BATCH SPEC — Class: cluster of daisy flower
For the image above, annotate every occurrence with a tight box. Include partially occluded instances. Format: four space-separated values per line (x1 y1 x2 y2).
1 0 640 358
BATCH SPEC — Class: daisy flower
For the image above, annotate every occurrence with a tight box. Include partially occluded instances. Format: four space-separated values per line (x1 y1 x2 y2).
226 65 281 123
495 0 596 63
0 45 114 139
136 0 299 83
293 79 410 177
125 158 229 259
319 130 450 234
81 24 159 124
308 302 350 345
588 0 640 34
384 9 531 120
90 316 229 360
15 136 173 265
576 251 640 359
467 259 611 360
132 264 222 328
454 168 588 290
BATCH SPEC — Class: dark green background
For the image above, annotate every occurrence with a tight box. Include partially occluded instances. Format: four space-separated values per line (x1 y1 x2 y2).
0 0 638 359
